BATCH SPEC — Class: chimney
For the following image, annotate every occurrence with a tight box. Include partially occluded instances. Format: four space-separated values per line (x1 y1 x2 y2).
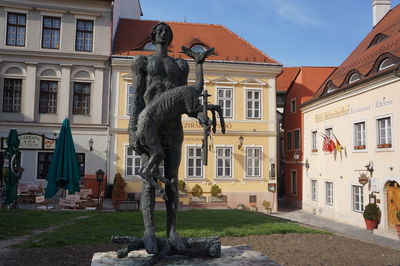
372 0 391 27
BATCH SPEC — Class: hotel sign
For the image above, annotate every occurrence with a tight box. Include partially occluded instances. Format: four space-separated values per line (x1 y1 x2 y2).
1 133 56 150
315 105 350 122
183 121 232 130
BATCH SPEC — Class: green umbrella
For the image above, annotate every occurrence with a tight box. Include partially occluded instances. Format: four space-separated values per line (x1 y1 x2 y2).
1 128 21 205
45 119 81 199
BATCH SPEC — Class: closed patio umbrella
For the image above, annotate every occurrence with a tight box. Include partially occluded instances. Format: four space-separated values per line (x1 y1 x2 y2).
45 119 81 199
1 128 21 206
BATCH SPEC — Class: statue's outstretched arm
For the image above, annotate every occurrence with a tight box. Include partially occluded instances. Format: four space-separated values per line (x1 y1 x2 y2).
129 55 148 146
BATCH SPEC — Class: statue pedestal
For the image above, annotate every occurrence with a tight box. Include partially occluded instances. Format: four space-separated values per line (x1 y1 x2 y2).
91 245 279 266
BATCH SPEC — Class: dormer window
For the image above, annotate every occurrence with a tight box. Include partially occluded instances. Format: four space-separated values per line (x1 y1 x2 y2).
325 82 336 94
191 44 206 53
379 58 395 70
349 73 360 84
368 33 388 49
143 42 156 51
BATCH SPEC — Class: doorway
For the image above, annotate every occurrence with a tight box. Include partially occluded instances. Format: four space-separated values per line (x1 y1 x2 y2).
386 181 400 229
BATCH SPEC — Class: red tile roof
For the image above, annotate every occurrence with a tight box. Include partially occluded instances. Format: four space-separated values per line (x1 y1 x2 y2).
313 4 400 98
276 67 300 92
113 19 280 64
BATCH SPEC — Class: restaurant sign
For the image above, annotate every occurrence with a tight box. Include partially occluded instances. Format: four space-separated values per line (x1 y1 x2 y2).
1 133 56 150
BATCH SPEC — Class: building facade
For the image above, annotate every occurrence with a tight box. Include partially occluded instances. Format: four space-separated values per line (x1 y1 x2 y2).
0 0 113 190
301 3 400 236
110 20 282 211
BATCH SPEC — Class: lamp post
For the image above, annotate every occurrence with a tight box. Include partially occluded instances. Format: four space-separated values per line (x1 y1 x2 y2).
96 169 105 209
89 138 94 151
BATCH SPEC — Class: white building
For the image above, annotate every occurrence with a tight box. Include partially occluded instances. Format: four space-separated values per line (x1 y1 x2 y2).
0 0 113 189
301 1 400 237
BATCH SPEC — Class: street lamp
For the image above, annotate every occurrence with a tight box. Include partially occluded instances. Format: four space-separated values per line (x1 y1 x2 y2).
89 138 94 151
96 169 105 209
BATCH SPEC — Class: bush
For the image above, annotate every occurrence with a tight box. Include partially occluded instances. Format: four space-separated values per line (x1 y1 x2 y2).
210 184 222 197
112 173 126 198
363 203 381 221
262 200 271 210
178 180 186 192
191 184 203 197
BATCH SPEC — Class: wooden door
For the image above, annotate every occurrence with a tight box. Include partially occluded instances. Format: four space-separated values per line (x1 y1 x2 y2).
387 182 400 229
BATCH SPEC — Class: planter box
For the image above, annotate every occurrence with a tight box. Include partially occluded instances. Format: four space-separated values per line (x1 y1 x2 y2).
354 145 365 150
377 143 392 149
190 196 206 203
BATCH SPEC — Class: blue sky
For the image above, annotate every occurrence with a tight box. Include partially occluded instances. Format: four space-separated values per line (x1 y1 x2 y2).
140 0 400 67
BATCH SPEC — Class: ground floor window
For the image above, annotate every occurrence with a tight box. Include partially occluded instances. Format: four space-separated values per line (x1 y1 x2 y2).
187 146 202 178
125 146 141 176
325 181 333 205
291 170 297 195
246 147 261 177
311 180 317 201
352 185 364 212
216 147 232 177
37 152 53 180
76 153 85 177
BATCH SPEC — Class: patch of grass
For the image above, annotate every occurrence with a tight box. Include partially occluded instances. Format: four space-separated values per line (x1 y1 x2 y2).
0 209 86 240
13 209 328 248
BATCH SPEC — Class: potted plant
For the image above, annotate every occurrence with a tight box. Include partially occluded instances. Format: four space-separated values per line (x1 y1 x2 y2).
363 203 381 230
178 180 187 194
262 200 272 214
210 184 225 202
190 184 205 203
396 210 400 239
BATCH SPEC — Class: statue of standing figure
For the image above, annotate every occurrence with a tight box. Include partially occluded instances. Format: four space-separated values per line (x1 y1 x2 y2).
127 21 225 259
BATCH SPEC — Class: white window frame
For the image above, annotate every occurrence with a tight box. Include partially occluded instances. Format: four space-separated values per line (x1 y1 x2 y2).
349 73 360 84
245 88 262 119
73 14 96 53
290 170 297 195
124 144 142 178
216 87 233 119
311 130 318 152
245 146 262 178
215 146 233 178
376 115 392 149
186 145 203 178
294 129 301 150
126 83 133 116
353 120 366 151
379 58 395 71
352 185 364 213
325 181 333 206
311 180 317 201
290 98 296 113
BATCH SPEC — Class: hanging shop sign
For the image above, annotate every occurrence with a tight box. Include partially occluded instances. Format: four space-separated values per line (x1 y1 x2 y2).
1 133 56 150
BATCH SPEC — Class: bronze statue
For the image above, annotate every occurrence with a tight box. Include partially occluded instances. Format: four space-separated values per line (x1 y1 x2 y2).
116 22 224 265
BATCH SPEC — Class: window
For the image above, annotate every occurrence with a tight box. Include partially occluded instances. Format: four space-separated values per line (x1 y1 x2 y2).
191 44 206 53
125 146 141 176
325 182 333 205
75 20 93 51
249 195 257 203
216 147 232 177
76 153 85 177
352 185 364 212
126 84 133 115
290 99 296 113
349 73 360 84
379 58 395 71
39 80 58 113
287 132 292 150
325 128 333 140
217 88 233 118
72 82 91 115
246 147 261 177
42 17 60 49
311 180 317 201
6 13 26 46
187 146 202 178
312 131 318 152
377 117 391 148
294 129 300 150
354 122 366 149
143 42 155 51
3 78 22 112
37 152 53 179
246 90 261 119
291 170 297 195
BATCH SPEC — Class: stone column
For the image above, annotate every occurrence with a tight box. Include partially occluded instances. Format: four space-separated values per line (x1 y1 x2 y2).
59 64 72 122
93 66 105 124
24 62 38 122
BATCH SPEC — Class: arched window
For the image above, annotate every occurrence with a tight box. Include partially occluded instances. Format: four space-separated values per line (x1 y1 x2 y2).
378 58 395 71
325 82 335 94
349 73 361 84
143 42 156 51
191 44 206 53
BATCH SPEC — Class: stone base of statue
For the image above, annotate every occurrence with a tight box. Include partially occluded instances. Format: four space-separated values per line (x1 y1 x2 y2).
91 245 279 266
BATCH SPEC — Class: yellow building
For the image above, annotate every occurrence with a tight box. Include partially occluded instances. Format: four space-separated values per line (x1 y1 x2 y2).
110 19 282 211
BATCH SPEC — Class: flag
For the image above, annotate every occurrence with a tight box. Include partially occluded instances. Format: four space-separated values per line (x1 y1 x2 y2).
333 134 342 152
328 138 336 153
321 133 330 152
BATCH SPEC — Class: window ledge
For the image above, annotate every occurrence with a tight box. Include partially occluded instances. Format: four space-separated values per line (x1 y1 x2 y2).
311 149 318 153
183 178 205 182
377 144 392 149
213 178 235 182
243 177 264 182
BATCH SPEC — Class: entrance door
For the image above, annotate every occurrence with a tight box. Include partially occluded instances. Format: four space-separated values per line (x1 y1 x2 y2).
386 181 400 229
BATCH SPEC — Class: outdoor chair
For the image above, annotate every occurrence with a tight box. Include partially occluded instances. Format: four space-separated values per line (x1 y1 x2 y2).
35 195 53 209
18 183 32 203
